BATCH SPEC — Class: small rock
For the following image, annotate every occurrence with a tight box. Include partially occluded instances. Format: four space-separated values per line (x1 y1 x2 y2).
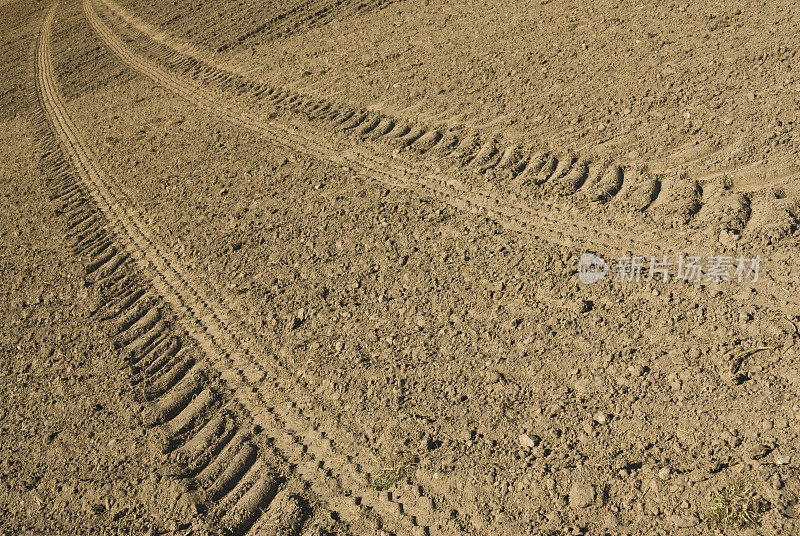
726 371 749 385
546 510 563 526
658 467 671 480
581 420 595 435
669 514 699 528
719 229 739 248
573 299 593 314
486 370 502 384
569 482 596 508
687 469 708 483
745 441 773 460
708 460 724 474
418 496 434 510
519 433 540 450
593 411 609 425
289 315 303 330
722 430 742 447
628 364 645 377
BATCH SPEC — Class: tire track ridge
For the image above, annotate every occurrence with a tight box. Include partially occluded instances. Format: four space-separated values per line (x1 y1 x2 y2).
98 0 800 256
91 0 800 314
93 0 747 242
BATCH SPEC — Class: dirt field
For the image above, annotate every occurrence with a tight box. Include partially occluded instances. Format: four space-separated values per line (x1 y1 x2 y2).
1 0 799 534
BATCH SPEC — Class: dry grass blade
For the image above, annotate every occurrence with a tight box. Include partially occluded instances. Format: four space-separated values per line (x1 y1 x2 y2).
371 461 417 491
706 480 768 530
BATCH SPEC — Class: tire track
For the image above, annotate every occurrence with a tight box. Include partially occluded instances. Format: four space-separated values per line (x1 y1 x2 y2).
96 0 797 257
35 6 326 536
29 2 800 533
86 0 687 261
95 0 800 258
37 4 453 535
57 1 800 533
87 0 800 325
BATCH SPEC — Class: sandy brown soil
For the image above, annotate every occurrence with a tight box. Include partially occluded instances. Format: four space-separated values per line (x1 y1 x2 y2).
2 0 800 534
118 0 800 188
0 27 200 534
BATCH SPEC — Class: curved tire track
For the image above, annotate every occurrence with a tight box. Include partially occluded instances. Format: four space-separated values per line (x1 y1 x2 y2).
36 4 451 536
95 0 800 260
86 0 690 261
41 0 800 533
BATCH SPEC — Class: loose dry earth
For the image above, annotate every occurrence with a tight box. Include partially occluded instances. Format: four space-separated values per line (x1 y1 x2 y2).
1 0 799 535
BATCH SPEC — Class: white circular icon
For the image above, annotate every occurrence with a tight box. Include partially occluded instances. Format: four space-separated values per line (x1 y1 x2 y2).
578 253 608 285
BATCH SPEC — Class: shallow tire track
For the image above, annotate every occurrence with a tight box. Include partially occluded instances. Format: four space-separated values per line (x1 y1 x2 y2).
37 3 463 535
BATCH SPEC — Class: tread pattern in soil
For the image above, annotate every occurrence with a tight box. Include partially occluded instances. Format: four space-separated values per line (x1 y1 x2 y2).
91 0 800 256
36 4 462 535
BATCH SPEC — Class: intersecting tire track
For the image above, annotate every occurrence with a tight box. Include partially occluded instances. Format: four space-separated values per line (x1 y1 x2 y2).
36 4 464 536
38 1 800 534
77 5 800 525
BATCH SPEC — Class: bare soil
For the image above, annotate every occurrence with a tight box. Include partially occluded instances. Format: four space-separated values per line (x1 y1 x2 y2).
1 0 799 534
